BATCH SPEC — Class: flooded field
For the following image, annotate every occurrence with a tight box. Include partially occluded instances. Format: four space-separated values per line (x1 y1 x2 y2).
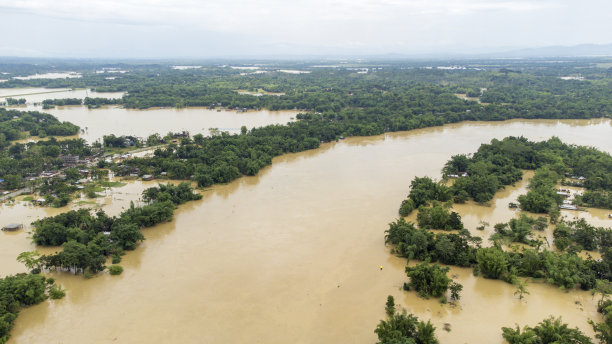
2 118 612 343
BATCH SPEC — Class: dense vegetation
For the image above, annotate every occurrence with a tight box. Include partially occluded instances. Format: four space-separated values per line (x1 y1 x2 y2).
0 107 79 149
0 138 93 190
390 137 612 291
374 297 439 344
438 136 612 208
591 299 612 343
502 316 592 344
42 98 82 109
386 217 611 289
553 219 612 253
0 273 58 343
30 183 201 274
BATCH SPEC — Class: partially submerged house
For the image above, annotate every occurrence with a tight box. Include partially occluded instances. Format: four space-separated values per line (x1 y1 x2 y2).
2 223 23 231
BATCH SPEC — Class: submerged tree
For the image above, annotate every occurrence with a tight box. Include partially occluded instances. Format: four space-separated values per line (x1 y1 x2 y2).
375 296 439 344
405 262 451 298
503 316 593 344
514 280 530 300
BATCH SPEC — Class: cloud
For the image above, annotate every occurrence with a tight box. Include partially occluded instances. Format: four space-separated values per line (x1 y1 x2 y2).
0 0 608 57
0 0 556 29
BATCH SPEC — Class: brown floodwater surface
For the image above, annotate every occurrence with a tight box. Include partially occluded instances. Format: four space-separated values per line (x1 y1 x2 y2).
0 87 123 103
33 105 298 143
3 118 612 343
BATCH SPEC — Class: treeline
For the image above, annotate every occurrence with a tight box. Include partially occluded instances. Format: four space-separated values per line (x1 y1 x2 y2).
30 183 201 274
40 97 122 109
5 98 25 106
42 98 82 109
0 107 79 148
84 97 122 109
114 124 323 186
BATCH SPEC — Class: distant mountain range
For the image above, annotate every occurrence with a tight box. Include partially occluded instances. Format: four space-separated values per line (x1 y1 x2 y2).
490 43 612 58
1 43 612 62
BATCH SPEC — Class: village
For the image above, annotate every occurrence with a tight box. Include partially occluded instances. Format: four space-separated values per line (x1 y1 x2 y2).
1 131 193 231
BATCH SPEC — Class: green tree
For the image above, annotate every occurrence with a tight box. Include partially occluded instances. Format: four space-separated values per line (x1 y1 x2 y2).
406 262 451 298
386 295 396 317
476 247 507 279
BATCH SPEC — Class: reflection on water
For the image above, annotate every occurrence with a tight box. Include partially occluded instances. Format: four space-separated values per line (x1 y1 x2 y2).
3 118 612 343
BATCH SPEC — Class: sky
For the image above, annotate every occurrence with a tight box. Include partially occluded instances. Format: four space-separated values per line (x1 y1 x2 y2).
0 0 611 58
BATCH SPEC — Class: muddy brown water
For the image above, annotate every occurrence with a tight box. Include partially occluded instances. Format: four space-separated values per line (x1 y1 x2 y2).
2 118 612 343
0 88 123 103
19 104 298 143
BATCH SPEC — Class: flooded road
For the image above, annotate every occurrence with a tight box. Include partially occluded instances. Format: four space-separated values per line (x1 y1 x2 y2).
3 118 612 343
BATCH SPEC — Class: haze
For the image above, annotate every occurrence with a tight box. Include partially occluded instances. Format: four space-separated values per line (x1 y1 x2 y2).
0 0 611 58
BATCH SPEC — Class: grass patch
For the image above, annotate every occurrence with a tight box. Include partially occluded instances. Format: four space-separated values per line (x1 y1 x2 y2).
22 196 33 202
100 181 127 188
75 200 96 205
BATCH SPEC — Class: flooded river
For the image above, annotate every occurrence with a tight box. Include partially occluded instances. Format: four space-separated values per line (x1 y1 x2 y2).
3 118 612 343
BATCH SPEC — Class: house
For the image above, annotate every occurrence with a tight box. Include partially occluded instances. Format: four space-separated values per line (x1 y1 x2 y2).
559 204 579 210
40 171 61 178
2 223 23 231
142 175 154 181
61 155 79 166
556 191 572 198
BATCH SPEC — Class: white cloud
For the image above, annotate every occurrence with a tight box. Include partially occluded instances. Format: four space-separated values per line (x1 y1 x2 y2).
0 0 608 57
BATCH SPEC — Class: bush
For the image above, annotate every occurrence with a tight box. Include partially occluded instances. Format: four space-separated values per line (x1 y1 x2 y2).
109 265 124 275
48 285 66 300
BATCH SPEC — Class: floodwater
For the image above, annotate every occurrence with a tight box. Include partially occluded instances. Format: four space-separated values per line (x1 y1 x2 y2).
3 118 612 343
0 179 163 275
0 87 124 103
12 72 82 80
16 104 298 143
44 106 298 143
4 87 297 143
